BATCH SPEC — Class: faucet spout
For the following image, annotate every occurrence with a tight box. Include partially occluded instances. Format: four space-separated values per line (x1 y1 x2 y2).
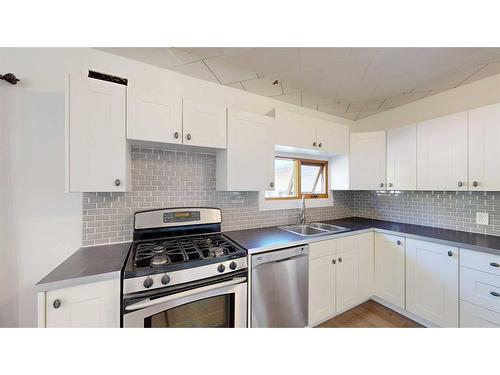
298 196 307 224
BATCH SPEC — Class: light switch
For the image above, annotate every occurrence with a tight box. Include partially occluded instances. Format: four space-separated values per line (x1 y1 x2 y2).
476 212 489 225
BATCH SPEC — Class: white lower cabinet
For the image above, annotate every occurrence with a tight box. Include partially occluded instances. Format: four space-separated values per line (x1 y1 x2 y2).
374 233 405 309
39 278 121 328
308 233 374 326
460 300 500 327
406 239 459 327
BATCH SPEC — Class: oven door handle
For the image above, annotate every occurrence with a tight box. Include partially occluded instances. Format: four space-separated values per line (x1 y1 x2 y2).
124 277 247 311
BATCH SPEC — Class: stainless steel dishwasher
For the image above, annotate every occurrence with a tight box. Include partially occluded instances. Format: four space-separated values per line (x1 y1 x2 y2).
251 246 309 327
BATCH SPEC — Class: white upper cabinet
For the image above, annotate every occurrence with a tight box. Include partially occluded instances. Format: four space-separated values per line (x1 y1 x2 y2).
468 103 500 191
273 109 349 154
127 87 182 144
386 124 416 190
349 131 386 190
406 239 459 327
66 73 129 192
416 112 468 191
216 109 275 191
374 233 405 309
182 99 227 149
274 109 317 150
316 119 349 154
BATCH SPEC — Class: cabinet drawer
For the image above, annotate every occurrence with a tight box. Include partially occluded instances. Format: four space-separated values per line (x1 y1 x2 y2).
461 248 500 276
461 267 500 313
309 239 336 260
460 300 500 327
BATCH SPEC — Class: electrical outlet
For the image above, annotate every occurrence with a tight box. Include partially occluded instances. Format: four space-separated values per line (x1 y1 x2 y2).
476 212 489 225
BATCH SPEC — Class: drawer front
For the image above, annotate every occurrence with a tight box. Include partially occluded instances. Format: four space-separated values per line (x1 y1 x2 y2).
461 267 500 313
461 248 500 276
460 300 500 327
309 239 336 260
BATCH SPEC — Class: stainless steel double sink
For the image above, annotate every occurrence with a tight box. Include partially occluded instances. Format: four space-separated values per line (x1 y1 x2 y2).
279 222 349 236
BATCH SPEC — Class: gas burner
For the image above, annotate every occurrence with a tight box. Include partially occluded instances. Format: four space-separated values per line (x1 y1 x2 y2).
151 254 169 267
152 245 166 254
208 246 226 257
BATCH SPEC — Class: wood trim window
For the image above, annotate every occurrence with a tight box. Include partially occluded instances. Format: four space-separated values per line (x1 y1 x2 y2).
265 157 329 200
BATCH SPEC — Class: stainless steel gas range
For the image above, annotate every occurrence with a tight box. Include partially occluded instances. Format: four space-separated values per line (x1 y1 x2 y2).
122 208 248 328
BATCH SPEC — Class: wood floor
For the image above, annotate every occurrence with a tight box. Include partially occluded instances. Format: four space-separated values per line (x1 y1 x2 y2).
315 300 423 328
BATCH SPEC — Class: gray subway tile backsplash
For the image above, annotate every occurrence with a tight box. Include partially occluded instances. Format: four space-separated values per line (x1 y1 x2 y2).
81 146 500 246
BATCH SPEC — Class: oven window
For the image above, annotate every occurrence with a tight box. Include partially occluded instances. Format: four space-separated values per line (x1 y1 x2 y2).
145 294 235 328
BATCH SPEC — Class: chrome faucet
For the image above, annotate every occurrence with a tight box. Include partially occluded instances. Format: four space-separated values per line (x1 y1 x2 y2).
298 196 307 224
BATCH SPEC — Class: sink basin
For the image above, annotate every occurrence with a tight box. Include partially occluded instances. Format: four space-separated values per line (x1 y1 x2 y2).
309 223 349 233
279 223 349 236
279 224 328 236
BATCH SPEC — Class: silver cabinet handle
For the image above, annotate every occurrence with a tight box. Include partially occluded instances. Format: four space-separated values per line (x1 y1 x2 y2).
313 142 317 147
458 181 463 187
448 251 453 257
318 142 322 148
186 133 192 140
396 240 401 245
269 182 274 188
489 262 500 268
332 259 336 264
490 291 500 298
473 181 478 187
115 179 121 187
380 183 384 188
338 257 342 263
125 277 246 311
174 132 179 139
388 183 393 188
53 299 61 309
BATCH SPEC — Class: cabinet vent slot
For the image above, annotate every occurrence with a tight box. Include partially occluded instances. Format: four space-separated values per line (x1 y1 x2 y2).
88 70 128 86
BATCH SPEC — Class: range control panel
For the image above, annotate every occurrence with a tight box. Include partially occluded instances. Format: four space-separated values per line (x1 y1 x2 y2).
162 211 201 223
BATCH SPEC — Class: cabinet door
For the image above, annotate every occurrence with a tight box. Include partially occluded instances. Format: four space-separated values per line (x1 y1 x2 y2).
469 103 500 191
316 121 349 154
308 255 336 326
127 87 182 144
358 232 374 301
349 131 386 190
374 233 405 309
406 239 459 327
183 99 227 149
68 74 128 192
336 249 359 312
216 109 275 191
386 124 416 190
45 279 120 328
417 112 468 190
274 110 317 151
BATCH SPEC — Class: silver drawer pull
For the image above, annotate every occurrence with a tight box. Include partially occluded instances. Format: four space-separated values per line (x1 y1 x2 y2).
490 291 500 298
489 262 500 268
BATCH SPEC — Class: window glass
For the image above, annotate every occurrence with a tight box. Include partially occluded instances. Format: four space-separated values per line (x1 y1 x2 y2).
264 158 297 199
301 163 326 195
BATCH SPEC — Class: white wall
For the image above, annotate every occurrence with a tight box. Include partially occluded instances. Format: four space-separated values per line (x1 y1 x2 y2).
0 47 354 327
352 72 500 132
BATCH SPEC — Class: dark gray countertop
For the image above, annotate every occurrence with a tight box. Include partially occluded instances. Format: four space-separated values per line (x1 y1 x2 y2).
224 217 500 256
36 242 131 292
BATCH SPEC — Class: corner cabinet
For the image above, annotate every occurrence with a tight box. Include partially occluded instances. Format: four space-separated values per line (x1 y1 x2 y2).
38 278 121 328
66 73 129 192
349 131 386 190
406 238 459 327
216 109 275 191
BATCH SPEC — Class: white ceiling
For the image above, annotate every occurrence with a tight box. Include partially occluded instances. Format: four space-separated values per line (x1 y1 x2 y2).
99 48 500 121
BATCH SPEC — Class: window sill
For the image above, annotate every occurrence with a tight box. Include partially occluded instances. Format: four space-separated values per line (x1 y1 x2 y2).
258 193 334 212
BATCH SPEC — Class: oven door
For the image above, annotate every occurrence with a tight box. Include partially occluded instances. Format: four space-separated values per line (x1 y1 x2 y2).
123 276 247 328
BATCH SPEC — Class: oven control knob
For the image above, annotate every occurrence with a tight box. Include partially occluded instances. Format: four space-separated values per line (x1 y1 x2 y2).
143 277 154 289
161 274 171 285
229 261 237 270
217 264 226 273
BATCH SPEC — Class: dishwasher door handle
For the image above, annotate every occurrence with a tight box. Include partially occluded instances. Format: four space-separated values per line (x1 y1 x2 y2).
252 251 308 268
